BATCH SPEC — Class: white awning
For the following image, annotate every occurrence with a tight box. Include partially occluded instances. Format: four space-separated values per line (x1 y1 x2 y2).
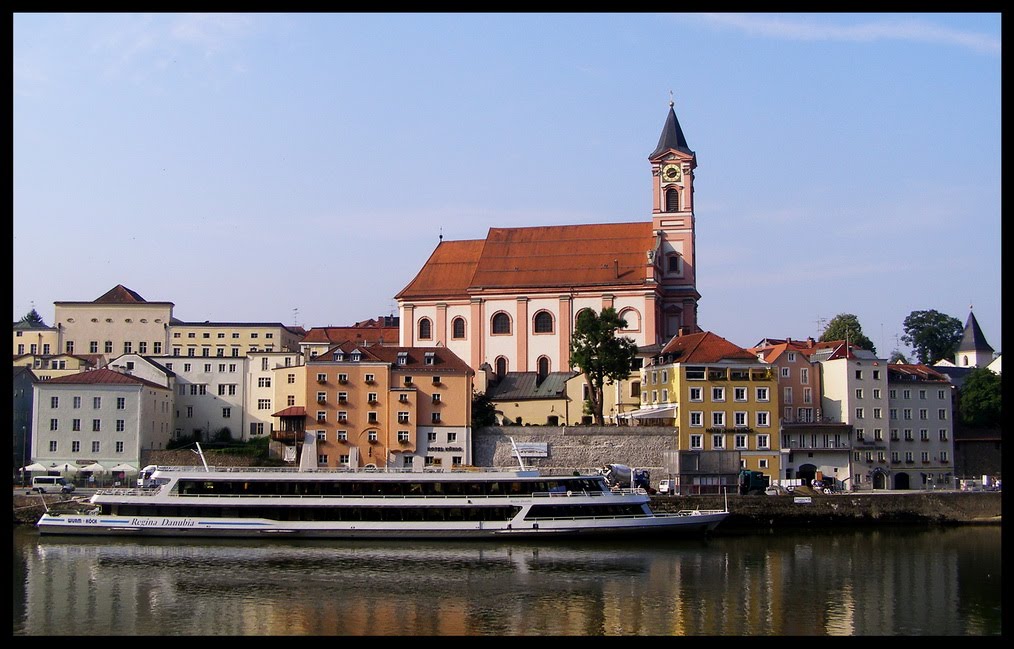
110 463 137 473
618 405 679 420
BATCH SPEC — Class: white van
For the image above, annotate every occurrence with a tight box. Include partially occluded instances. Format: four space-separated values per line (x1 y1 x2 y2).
657 479 673 495
32 476 75 494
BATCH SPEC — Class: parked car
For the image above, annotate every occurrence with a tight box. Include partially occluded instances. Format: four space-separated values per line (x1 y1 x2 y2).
657 479 673 495
31 476 75 494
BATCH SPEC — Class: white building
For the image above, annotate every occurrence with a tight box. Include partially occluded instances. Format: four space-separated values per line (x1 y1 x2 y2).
886 364 955 490
32 368 173 476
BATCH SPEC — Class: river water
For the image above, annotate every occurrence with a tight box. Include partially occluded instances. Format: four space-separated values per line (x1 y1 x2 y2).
12 525 1001 636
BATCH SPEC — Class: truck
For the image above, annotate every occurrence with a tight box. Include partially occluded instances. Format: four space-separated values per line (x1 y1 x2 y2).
738 469 770 495
600 464 653 492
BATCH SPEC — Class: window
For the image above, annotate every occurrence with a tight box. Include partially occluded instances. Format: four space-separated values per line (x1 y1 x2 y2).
755 387 769 402
803 388 812 404
49 418 58 431
491 312 511 334
368 430 378 442
336 430 348 441
890 389 897 399
756 412 770 427
780 367 790 378
855 370 863 380
50 396 59 408
664 187 679 212
431 412 442 423
338 411 348 422
919 389 927 400
287 396 295 406
368 412 378 424
317 430 327 442
874 428 883 441
418 318 432 340
92 441 100 452
919 409 928 420
940 451 949 463
903 389 911 400
712 434 725 449
432 393 441 403
104 341 113 353
800 367 809 384
399 394 408 403
734 411 747 427
938 409 947 420
116 397 126 410
903 408 912 420
533 311 553 333
734 434 747 449
712 387 725 402
365 374 375 383
855 408 864 419
855 388 864 399
452 317 466 339
250 423 264 436
939 429 948 441
258 377 271 388
891 429 899 441
891 451 900 463
733 387 747 402
73 396 81 409
711 411 725 427
938 389 946 400
689 412 703 427
905 451 914 463
92 419 101 432
398 430 410 442
783 387 793 404
873 407 882 419
257 399 271 410
72 419 81 431
398 412 410 424
288 374 295 384
873 388 881 399
689 434 703 449
904 429 914 441
93 397 102 409
317 411 327 422
368 392 378 403
920 429 929 441
872 370 880 380
116 419 125 431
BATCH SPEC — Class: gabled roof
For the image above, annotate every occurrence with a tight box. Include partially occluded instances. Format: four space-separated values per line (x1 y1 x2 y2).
272 406 306 418
396 223 656 300
484 372 578 401
660 331 757 363
40 367 166 389
958 310 994 354
12 319 55 331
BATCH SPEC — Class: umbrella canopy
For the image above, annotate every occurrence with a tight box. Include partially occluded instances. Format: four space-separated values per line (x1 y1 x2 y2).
81 462 107 473
21 463 49 472
110 463 137 473
54 462 80 474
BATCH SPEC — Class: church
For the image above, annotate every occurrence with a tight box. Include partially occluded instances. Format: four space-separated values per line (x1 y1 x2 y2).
395 101 702 381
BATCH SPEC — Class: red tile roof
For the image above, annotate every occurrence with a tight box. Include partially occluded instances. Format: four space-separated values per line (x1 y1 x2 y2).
272 406 306 418
660 331 758 363
40 368 165 389
887 364 950 382
396 222 656 299
308 342 473 374
301 326 399 346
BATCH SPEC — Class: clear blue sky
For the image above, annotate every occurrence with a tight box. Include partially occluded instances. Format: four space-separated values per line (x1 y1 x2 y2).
13 13 1001 357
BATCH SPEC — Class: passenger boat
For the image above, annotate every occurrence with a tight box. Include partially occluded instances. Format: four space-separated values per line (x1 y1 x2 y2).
36 445 729 540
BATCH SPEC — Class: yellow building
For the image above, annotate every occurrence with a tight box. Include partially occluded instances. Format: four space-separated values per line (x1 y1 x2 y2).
168 321 304 357
631 330 780 494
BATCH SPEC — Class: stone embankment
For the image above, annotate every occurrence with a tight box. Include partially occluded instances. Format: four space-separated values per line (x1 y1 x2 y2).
13 489 1001 529
652 490 1001 531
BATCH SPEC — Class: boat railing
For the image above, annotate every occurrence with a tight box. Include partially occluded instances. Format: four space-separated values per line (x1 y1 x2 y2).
92 488 643 500
147 465 544 475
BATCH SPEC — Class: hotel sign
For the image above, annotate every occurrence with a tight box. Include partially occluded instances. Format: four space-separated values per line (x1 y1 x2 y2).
513 442 549 458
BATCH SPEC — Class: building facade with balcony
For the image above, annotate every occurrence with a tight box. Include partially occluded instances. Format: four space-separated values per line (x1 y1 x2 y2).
291 342 474 470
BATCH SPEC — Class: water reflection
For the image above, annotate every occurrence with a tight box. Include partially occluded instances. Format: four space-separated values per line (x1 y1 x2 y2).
13 526 1001 636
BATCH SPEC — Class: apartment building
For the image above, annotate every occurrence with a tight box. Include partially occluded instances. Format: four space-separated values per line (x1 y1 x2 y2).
886 364 955 489
149 355 249 442
168 321 304 358
632 331 779 494
246 350 302 441
280 342 473 470
31 368 173 475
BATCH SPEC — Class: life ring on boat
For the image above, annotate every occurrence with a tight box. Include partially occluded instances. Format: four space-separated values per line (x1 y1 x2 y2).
566 491 572 497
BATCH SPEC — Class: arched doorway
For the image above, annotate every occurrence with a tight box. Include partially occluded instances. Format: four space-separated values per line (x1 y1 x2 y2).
870 467 889 490
797 464 818 486
894 472 912 490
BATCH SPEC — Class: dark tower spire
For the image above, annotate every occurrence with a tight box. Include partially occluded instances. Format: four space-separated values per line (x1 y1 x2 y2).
650 97 694 158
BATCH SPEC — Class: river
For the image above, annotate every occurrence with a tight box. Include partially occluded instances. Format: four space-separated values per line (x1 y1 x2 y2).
12 525 1001 636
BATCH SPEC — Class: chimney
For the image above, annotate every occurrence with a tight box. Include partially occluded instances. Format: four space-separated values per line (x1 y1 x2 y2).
806 337 815 348
786 337 792 344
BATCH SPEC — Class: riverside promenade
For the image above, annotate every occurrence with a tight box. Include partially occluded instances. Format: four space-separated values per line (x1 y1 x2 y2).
12 487 1001 529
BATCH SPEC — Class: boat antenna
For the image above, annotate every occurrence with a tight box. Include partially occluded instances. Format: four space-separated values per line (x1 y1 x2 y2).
193 442 210 472
508 436 527 471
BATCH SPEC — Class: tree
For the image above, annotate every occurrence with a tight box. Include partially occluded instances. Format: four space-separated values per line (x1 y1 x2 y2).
958 367 1001 428
569 307 638 425
17 309 45 326
888 349 910 364
819 313 876 354
471 390 498 428
901 309 963 364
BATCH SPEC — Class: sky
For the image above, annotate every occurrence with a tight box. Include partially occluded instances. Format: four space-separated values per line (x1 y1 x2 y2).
13 13 1002 357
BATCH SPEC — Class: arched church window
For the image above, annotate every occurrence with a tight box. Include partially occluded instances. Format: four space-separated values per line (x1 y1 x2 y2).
667 254 682 275
418 318 432 340
495 357 508 378
492 313 511 335
665 187 679 212
537 356 550 380
533 311 554 334
452 317 466 339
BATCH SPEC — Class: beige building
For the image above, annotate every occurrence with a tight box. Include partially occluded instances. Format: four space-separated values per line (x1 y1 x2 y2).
13 353 96 381
54 285 174 366
12 317 59 358
168 321 304 358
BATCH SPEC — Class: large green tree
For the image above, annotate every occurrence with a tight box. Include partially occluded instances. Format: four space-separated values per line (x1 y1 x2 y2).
958 367 1001 428
569 307 638 425
819 313 876 354
471 390 499 428
900 309 963 364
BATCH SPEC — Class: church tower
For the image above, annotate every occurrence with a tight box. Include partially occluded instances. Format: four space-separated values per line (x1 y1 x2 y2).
955 308 994 368
648 98 701 338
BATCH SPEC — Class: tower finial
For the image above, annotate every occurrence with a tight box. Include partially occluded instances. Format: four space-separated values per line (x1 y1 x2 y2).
669 90 674 107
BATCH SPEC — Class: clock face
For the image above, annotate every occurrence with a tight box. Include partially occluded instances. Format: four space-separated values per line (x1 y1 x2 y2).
662 164 681 182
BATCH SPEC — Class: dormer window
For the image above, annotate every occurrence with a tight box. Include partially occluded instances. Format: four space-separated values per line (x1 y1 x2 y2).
351 352 361 362
333 352 343 361
397 352 408 366
424 352 435 366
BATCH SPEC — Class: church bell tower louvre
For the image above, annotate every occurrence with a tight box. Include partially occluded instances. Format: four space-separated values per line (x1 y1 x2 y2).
648 97 701 339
